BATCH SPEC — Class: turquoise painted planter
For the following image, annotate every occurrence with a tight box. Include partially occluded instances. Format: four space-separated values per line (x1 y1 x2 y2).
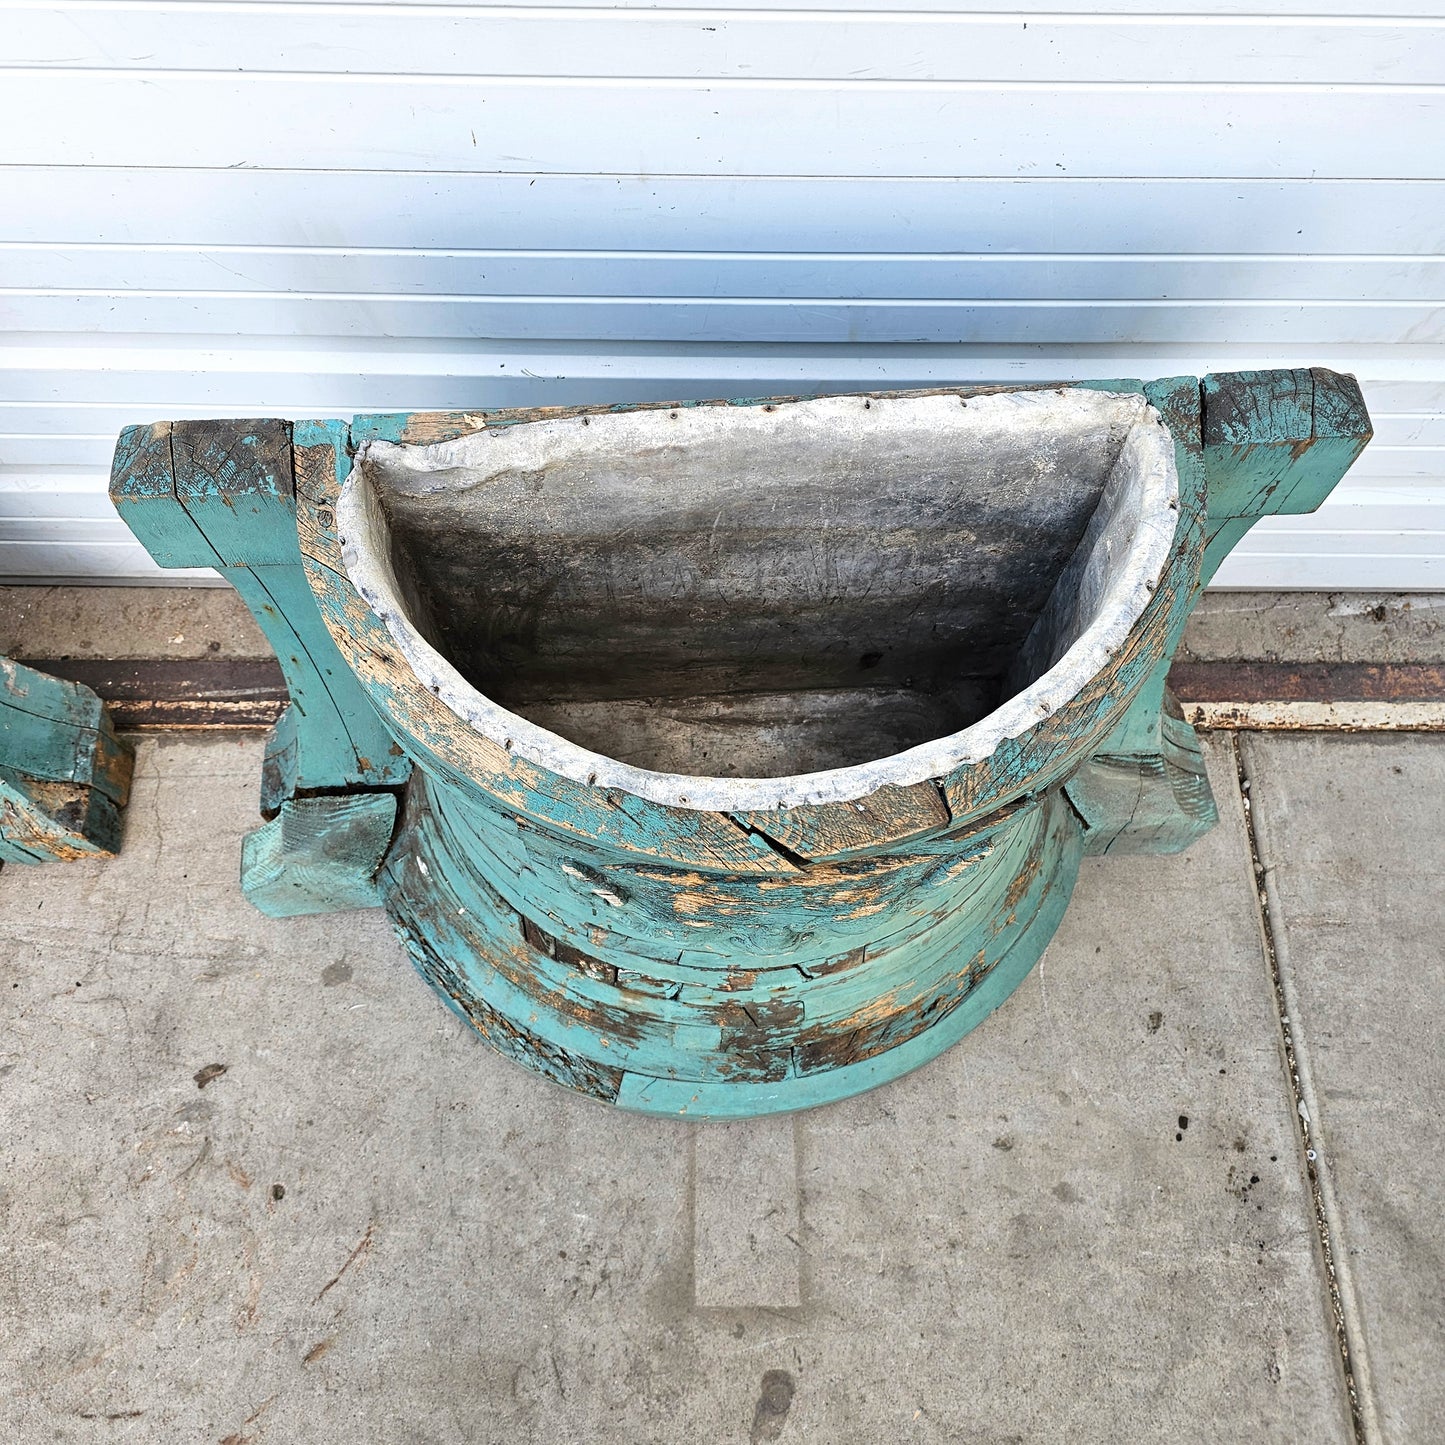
111 372 1370 1117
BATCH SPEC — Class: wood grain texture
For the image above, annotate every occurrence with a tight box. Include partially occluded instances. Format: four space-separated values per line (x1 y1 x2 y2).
110 421 223 571
106 416 411 898
0 656 133 863
171 419 299 569
1202 368 1375 587
241 792 398 918
109 418 409 798
738 782 953 864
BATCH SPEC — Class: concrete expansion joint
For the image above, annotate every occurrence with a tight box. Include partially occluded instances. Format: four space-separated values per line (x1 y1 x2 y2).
1230 731 1378 1445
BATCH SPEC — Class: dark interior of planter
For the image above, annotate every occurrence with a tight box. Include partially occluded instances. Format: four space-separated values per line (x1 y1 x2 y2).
370 395 1138 777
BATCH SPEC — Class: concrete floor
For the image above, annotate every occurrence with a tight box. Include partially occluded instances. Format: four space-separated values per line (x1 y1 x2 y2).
1 728 1441 1443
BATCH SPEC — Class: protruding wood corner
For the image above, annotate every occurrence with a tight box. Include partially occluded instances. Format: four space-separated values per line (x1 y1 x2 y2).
0 656 134 865
108 415 410 911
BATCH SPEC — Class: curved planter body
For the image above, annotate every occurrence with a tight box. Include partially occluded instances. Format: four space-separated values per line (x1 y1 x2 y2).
110 372 1372 1117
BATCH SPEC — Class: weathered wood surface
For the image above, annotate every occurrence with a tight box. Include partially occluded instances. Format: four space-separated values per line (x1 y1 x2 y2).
1201 367 1373 584
110 371 1372 1116
110 416 410 906
112 418 407 787
1062 374 1216 854
242 792 398 917
0 656 133 864
385 779 1081 1112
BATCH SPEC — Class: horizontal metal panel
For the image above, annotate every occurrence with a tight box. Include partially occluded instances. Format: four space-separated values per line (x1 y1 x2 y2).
0 538 209 581
3 337 1442 402
1187 484 1445 585
77 1 1445 14
4 293 1442 344
4 72 1442 178
0 470 114 519
10 5 1440 84
1373 413 1445 445
2 4 1441 588
1345 449 1445 481
8 249 1445 301
1242 537 1445 557
0 516 123 543
7 171 1442 254
1211 551 1445 588
1237 531 1445 554
3 338 1441 584
0 437 118 468
1251 485 1445 528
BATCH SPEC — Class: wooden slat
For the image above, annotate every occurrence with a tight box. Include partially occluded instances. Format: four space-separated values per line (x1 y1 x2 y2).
0 768 125 859
738 782 953 864
171 422 410 786
109 420 222 571
241 792 397 917
1203 368 1374 526
0 653 133 859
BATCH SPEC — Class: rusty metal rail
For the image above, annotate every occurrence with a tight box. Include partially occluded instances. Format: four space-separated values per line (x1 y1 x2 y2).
18 657 1445 733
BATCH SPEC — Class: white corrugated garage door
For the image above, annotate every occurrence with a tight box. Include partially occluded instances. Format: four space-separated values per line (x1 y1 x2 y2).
1 0 1441 586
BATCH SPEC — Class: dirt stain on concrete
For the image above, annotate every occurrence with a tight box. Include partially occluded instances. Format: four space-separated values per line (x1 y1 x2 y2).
750 1369 796 1443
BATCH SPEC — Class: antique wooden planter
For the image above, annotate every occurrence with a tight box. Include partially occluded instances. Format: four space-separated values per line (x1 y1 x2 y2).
111 372 1370 1117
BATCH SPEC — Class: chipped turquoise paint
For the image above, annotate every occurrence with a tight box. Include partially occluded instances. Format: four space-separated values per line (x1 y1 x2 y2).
385 777 1082 1118
0 656 132 863
109 372 1372 1116
242 791 398 918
